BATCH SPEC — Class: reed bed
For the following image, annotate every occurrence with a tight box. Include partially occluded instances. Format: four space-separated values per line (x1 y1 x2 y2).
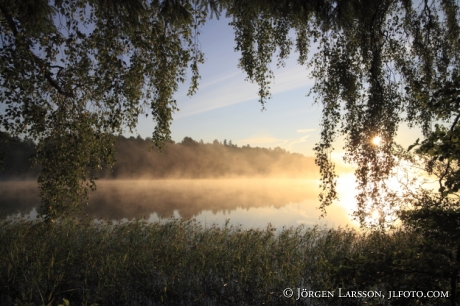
0 218 449 306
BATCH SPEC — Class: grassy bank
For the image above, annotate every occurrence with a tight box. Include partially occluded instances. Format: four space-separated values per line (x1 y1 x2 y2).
0 218 452 305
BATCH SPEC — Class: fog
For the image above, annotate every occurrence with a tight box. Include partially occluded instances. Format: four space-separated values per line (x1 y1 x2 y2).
96 136 320 180
0 135 361 228
0 135 320 180
0 179 316 219
0 179 360 228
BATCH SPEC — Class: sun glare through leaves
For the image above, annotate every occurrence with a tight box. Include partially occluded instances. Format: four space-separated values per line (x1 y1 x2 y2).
372 136 382 146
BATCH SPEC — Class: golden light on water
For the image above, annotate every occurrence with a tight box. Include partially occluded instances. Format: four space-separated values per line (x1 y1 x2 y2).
372 136 382 146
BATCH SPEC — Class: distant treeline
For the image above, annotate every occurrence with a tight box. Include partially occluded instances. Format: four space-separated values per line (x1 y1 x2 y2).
0 133 318 180
0 132 38 180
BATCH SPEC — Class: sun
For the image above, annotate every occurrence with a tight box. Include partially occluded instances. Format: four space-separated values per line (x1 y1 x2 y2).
372 136 382 146
371 210 380 220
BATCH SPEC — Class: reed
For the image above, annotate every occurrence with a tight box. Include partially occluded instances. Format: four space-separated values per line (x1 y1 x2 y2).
0 218 450 305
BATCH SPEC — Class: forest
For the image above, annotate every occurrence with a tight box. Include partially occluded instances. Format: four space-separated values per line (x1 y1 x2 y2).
0 133 317 180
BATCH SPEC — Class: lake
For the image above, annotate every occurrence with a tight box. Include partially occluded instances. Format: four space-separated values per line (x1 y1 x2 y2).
0 178 360 229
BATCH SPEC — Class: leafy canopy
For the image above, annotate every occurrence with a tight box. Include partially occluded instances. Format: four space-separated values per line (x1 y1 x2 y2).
221 0 460 227
0 0 206 218
1 0 460 224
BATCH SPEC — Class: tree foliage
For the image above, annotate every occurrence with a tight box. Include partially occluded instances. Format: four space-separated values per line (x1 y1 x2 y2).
2 0 460 224
218 0 460 225
0 0 207 219
397 77 460 305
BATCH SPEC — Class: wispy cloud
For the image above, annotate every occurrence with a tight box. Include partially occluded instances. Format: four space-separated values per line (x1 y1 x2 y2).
199 71 243 91
271 65 314 95
237 134 311 153
236 129 316 151
237 136 287 146
174 74 259 119
237 128 316 152
283 128 316 151
297 128 316 133
287 135 310 151
174 64 313 119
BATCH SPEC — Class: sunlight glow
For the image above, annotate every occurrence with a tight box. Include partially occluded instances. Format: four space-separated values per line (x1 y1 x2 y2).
372 136 382 146
371 210 380 220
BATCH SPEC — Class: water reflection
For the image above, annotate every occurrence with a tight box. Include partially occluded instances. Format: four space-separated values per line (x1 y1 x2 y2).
0 181 39 218
0 179 359 229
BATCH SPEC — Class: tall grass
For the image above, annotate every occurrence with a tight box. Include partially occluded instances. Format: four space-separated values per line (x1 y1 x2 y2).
0 218 451 305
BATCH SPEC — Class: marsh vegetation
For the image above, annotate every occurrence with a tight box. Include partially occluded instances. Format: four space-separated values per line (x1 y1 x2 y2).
1 218 452 306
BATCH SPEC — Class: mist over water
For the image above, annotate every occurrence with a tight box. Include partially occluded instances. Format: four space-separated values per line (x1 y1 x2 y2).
0 135 360 228
0 178 358 229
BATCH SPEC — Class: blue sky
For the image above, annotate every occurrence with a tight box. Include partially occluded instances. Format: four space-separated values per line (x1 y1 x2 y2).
131 15 422 159
130 16 321 157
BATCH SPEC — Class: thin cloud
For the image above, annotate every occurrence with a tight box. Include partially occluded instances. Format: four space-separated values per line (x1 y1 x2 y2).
271 65 314 95
287 135 310 151
199 71 242 91
237 136 287 146
297 128 316 133
237 134 312 154
175 65 313 119
174 74 258 119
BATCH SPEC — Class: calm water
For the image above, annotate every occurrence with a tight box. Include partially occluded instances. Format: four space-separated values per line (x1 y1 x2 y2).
0 179 360 229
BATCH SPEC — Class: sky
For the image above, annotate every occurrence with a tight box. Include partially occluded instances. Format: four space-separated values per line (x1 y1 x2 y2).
129 16 321 157
130 15 423 160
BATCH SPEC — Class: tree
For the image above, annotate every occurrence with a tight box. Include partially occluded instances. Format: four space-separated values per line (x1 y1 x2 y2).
181 136 198 146
0 0 210 219
2 0 460 225
221 0 460 297
220 0 460 226
396 76 460 305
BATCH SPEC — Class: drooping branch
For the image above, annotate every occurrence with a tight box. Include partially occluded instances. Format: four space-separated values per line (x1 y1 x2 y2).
0 3 18 36
44 70 74 98
0 2 74 98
